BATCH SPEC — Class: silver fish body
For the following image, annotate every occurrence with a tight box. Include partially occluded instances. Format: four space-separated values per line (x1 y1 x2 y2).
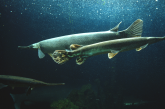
52 37 165 65
71 37 165 56
39 31 122 53
18 19 143 59
0 75 65 95
0 75 64 87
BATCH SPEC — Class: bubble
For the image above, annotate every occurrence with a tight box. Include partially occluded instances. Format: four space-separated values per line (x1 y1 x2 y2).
25 8 27 10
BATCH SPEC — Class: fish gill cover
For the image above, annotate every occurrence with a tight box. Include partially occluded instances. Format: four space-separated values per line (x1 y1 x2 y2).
0 0 165 109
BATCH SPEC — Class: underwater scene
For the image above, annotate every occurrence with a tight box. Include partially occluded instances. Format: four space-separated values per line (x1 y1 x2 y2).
0 0 165 109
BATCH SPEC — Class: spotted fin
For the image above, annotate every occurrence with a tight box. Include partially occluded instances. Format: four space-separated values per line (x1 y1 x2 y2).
108 53 118 59
70 44 83 50
76 56 87 65
38 49 45 59
110 21 122 32
136 44 148 51
52 50 70 64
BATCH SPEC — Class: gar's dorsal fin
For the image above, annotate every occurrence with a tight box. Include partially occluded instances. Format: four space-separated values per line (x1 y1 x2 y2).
136 44 148 51
70 44 83 50
122 19 143 38
110 21 122 32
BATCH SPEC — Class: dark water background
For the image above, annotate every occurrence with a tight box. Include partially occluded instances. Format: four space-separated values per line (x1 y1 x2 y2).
0 0 165 109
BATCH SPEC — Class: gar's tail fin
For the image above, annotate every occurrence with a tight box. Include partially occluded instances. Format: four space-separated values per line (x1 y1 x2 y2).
52 50 71 64
120 19 143 38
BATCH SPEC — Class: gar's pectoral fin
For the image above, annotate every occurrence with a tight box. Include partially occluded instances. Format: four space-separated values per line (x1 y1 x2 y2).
38 49 45 58
52 50 71 64
76 56 87 65
136 44 148 51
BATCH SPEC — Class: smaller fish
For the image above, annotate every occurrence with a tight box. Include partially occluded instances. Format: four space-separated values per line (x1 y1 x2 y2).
52 36 165 65
0 75 65 95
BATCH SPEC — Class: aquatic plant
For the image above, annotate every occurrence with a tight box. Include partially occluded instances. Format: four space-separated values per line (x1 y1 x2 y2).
50 99 79 109
67 84 100 109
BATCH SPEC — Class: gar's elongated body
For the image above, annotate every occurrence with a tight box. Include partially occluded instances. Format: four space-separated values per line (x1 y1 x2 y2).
18 19 143 59
52 37 165 65
0 75 65 95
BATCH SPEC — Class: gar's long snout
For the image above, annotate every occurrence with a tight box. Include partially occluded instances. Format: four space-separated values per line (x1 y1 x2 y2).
18 45 33 49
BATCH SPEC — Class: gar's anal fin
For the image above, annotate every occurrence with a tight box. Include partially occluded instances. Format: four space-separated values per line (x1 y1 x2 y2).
136 44 148 51
108 53 118 59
